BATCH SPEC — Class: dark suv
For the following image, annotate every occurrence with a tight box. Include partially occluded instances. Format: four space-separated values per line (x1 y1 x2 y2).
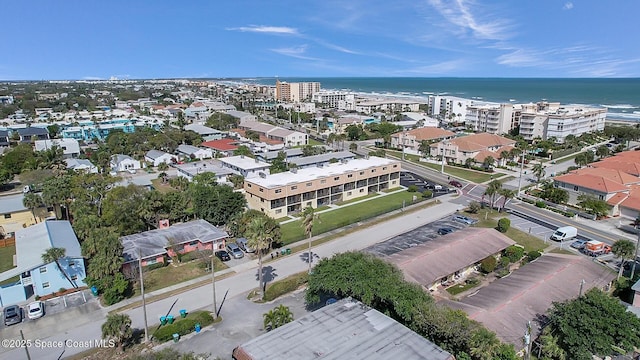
3 305 23 326
449 180 463 188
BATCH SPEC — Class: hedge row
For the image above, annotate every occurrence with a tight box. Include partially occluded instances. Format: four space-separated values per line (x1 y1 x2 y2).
263 272 309 301
152 311 214 342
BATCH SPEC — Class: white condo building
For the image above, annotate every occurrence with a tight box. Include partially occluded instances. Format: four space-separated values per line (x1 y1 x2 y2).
519 102 606 142
311 91 356 111
428 95 473 122
465 103 520 134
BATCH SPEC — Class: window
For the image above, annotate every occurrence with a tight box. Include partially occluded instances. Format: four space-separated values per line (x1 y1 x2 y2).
334 177 339 181
573 186 578 191
39 267 47 274
383 167 387 170
359 189 364 193
189 241 199 246
291 186 297 190
275 209 282 214
321 180 326 184
147 258 157 265
393 164 398 168
68 261 75 267
275 189 282 193
359 171 364 175
42 282 50 289
371 169 376 173
347 174 353 178
71 275 78 281
3 214 10 219
259 188 264 192
306 182 312 187
247 184 252 187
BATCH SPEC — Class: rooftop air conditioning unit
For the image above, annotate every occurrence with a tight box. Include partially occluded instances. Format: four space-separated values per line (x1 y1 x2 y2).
259 172 267 178
291 168 297 173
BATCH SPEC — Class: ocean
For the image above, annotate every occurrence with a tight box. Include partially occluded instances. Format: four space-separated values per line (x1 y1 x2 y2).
241 77 640 121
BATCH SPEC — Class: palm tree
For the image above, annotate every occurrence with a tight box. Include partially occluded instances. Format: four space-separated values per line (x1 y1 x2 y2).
101 313 132 352
41 247 78 288
465 157 475 169
484 180 502 211
349 142 358 151
326 133 337 148
157 162 169 171
612 239 636 279
246 216 274 294
499 188 516 211
337 133 347 150
23 192 43 224
482 156 495 170
263 304 294 331
595 145 610 159
301 206 318 273
532 163 546 183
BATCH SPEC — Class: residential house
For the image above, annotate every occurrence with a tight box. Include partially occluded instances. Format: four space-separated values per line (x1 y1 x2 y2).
201 138 239 157
220 155 271 179
144 150 176 167
237 119 308 147
429 133 516 166
390 127 455 153
175 160 239 183
0 194 56 235
184 124 224 141
65 158 98 173
287 151 356 169
232 298 455 360
256 148 304 163
16 127 49 143
120 219 228 270
553 167 640 210
176 144 213 160
0 221 87 306
225 110 257 123
232 128 285 153
34 138 81 159
111 154 142 172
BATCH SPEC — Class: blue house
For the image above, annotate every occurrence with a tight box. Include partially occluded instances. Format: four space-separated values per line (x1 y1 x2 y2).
0 220 86 307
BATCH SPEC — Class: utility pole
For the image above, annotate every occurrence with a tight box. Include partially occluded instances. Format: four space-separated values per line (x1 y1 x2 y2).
211 251 218 319
440 148 445 174
402 131 406 161
308 231 313 274
523 321 532 360
138 250 149 342
579 279 586 297
517 149 526 196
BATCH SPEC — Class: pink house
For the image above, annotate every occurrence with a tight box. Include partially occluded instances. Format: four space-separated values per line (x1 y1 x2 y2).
120 219 228 270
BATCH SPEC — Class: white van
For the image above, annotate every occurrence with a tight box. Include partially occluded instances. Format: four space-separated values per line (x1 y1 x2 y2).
550 226 577 242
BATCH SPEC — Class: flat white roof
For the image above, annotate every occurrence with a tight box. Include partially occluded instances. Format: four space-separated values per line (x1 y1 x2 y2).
220 155 271 170
247 156 399 188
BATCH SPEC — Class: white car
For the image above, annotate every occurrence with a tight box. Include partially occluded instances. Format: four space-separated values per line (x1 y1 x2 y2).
27 301 44 320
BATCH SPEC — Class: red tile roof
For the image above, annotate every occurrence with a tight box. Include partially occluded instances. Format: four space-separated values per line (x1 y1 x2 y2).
554 172 629 193
607 192 628 206
591 159 640 177
449 133 516 152
573 167 640 185
201 139 238 151
393 127 455 141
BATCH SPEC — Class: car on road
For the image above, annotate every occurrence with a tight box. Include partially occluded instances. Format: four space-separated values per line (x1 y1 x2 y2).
3 305 23 326
452 214 477 225
27 301 44 320
570 239 587 250
226 243 244 259
437 227 455 235
448 180 463 188
215 250 231 262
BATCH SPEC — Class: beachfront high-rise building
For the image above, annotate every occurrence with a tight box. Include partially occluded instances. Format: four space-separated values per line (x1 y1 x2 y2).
428 95 473 123
275 80 321 103
519 102 606 143
311 91 356 111
465 103 520 134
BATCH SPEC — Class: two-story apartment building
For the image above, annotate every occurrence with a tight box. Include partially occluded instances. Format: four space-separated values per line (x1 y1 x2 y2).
34 138 81 159
0 220 87 306
390 128 455 153
243 157 401 217
429 133 516 165
175 160 239 183
219 155 271 178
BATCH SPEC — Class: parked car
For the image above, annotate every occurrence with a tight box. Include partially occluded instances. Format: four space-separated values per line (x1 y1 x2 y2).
215 250 231 262
448 180 463 188
236 237 255 253
437 227 455 235
570 239 587 250
453 214 477 225
226 243 244 259
3 305 23 326
27 301 44 320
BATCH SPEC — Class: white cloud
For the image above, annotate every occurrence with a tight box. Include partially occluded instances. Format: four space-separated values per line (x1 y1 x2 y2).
427 0 513 41
563 2 574 10
270 45 321 61
226 25 299 35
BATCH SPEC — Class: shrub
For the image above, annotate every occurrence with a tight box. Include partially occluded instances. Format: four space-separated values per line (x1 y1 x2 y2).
467 201 481 214
263 272 309 301
422 190 433 198
497 218 511 233
59 287 67 294
500 256 510 268
503 245 524 263
535 201 547 208
145 262 167 271
407 184 419 193
527 251 542 262
480 256 497 273
34 295 40 301
466 277 480 286
152 311 214 342
496 268 510 278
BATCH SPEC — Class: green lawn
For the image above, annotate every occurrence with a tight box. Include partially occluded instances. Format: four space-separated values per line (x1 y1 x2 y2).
335 192 379 205
279 191 427 245
446 278 482 295
384 149 422 162
554 152 580 164
308 138 323 146
150 178 177 193
0 245 16 273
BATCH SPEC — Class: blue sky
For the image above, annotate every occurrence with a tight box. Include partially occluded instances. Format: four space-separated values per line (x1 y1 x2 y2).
2 0 639 79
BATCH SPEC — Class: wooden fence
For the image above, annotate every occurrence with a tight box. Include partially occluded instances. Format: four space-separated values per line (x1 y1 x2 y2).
0 237 15 248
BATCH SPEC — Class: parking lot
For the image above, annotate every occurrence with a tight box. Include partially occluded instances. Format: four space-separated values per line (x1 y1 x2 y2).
364 213 472 257
399 171 454 197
